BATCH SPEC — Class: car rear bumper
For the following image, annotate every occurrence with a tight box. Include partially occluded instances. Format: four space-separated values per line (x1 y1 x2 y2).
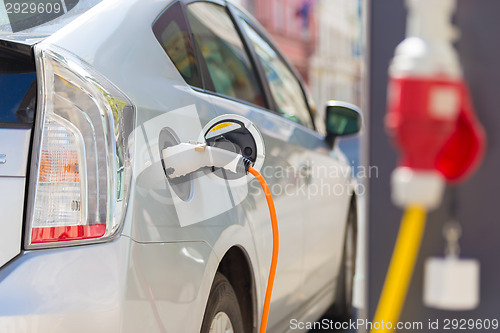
0 236 216 333
0 237 131 333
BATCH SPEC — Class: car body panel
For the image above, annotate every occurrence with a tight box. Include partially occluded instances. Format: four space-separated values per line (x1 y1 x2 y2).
0 237 130 333
0 129 31 177
0 237 216 333
0 129 31 268
301 147 352 300
123 239 218 333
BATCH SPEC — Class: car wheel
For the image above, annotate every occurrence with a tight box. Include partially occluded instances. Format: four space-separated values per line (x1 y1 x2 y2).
201 273 245 333
329 198 358 319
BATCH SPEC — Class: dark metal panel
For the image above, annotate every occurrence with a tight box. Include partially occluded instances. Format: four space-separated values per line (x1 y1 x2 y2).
367 0 406 321
368 0 500 325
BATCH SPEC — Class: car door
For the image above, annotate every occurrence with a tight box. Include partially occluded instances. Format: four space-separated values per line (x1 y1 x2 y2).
182 1 307 328
234 11 352 310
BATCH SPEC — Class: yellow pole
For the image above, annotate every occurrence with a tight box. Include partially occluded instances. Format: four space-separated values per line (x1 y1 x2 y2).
371 205 427 332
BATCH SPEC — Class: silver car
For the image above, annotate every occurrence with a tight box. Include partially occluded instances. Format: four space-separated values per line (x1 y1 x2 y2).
0 0 360 332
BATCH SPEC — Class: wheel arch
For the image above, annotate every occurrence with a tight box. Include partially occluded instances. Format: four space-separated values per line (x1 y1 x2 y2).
217 245 258 333
327 192 359 319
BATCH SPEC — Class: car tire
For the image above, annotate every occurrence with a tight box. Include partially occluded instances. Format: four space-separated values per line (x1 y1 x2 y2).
328 197 358 320
201 273 245 333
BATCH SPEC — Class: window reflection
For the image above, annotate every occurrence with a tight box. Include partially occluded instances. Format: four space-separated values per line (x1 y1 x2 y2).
187 2 265 108
242 20 312 128
153 2 202 88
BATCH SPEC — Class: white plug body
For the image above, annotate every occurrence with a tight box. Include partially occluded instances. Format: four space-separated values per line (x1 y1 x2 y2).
162 142 244 178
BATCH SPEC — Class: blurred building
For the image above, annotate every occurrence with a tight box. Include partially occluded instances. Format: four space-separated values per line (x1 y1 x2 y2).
233 0 363 115
309 0 363 114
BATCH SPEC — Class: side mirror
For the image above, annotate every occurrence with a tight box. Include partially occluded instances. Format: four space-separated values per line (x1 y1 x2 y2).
325 101 361 146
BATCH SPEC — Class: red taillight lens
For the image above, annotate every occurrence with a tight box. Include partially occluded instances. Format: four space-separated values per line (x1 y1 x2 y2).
31 224 106 244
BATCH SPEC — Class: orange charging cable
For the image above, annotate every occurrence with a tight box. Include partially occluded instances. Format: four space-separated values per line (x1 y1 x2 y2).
248 166 279 333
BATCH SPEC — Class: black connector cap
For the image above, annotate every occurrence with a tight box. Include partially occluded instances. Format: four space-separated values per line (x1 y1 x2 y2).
236 157 254 173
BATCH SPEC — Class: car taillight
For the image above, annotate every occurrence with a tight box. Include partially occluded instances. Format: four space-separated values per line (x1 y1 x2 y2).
26 45 135 248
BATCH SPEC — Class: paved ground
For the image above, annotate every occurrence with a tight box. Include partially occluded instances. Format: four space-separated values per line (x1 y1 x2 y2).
308 311 358 333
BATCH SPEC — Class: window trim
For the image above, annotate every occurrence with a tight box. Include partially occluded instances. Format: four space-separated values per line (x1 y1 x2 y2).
230 8 317 131
180 0 224 6
226 2 272 111
181 1 214 92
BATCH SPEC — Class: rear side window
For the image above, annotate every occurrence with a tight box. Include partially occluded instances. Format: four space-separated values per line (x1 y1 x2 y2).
186 2 265 108
153 2 202 88
0 43 37 125
241 20 313 129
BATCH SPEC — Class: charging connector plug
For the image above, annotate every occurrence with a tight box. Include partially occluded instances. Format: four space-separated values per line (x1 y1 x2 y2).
162 142 253 178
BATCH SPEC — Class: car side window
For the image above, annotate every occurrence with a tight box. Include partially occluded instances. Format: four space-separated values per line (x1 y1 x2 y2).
241 20 313 129
153 2 202 88
185 2 265 108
